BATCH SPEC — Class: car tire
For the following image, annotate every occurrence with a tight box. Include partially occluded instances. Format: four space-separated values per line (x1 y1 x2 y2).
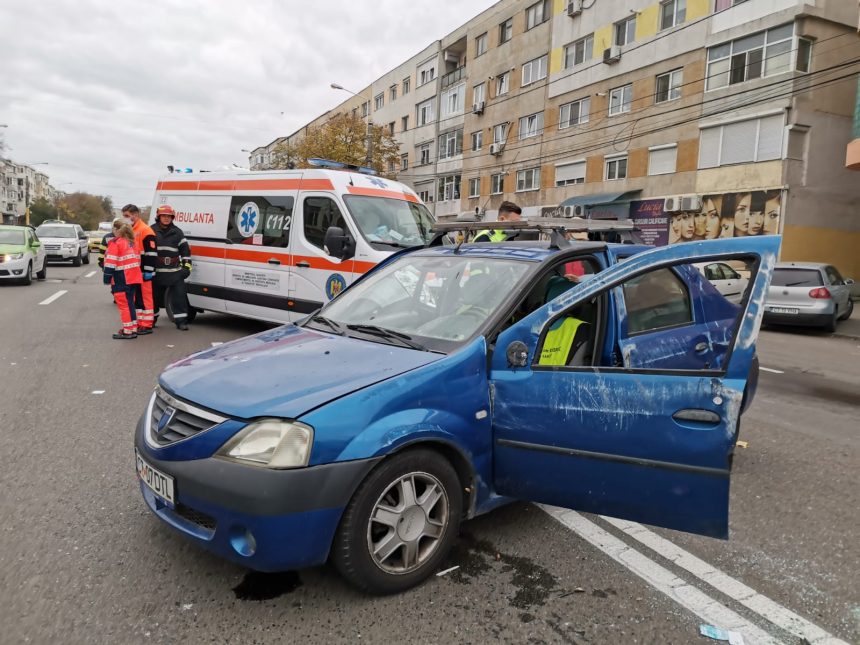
21 262 32 285
839 299 853 321
824 309 838 333
36 259 47 280
83 250 90 265
332 449 462 595
72 250 82 267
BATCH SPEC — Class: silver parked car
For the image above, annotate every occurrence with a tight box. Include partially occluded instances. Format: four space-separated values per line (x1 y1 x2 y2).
763 262 854 332
694 261 749 305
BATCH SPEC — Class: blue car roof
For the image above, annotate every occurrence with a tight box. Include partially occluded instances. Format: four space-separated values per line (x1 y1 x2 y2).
412 240 652 264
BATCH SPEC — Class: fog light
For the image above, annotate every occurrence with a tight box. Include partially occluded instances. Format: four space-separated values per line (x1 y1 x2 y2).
12 269 22 275
229 525 257 557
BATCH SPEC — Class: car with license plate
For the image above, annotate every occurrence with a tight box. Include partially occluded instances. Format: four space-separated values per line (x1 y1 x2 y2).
0 224 47 284
763 262 854 332
86 230 105 254
134 235 778 594
34 222 90 266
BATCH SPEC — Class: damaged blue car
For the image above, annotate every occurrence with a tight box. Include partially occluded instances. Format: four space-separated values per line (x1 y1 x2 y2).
134 234 778 594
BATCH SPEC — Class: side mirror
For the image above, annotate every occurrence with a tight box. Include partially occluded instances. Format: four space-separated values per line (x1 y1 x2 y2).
506 340 529 368
323 226 355 260
844 278 854 286
31 241 40 248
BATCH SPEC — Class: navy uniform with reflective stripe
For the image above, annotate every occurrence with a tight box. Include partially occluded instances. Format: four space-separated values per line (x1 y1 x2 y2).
153 220 192 325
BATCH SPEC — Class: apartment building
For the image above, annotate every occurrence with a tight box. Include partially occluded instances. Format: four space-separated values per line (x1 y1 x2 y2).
250 0 860 275
0 159 56 225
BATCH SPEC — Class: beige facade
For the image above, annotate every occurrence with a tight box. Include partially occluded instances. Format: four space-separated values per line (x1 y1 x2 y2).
0 159 57 224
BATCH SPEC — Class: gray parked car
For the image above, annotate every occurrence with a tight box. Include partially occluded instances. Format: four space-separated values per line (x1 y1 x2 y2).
763 262 854 332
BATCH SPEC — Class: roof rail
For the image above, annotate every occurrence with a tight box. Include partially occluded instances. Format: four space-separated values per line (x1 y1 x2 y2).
307 157 378 176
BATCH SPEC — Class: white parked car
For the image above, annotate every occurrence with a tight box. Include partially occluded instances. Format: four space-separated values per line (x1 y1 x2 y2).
0 224 47 285
34 222 90 266
694 261 749 304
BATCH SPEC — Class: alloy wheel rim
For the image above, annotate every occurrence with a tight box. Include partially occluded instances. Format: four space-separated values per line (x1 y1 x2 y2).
366 471 449 574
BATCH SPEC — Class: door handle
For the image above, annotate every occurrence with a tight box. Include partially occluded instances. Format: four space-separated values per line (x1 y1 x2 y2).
694 341 709 354
672 409 721 425
267 258 281 265
296 261 310 268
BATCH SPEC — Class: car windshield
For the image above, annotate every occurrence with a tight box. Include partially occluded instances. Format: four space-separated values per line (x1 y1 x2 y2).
314 254 531 349
0 230 25 245
343 195 434 248
771 268 822 287
36 225 76 238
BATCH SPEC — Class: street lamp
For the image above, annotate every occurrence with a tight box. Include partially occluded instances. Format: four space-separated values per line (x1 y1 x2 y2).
331 82 373 167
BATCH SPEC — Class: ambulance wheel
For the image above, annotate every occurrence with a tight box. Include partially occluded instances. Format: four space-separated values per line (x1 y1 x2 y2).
332 449 462 595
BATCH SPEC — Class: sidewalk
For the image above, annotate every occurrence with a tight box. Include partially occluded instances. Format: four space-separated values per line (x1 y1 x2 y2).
834 314 860 341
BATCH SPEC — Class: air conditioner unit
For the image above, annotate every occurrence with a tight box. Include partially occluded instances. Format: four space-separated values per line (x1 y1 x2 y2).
472 101 485 115
680 195 702 212
664 196 681 212
567 0 582 17
602 45 622 64
563 205 574 218
489 142 505 156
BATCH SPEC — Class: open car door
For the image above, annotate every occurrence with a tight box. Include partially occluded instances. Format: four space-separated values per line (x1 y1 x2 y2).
490 236 779 538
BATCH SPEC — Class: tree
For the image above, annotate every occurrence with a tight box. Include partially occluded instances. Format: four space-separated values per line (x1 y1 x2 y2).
29 197 59 227
291 113 402 178
56 192 113 230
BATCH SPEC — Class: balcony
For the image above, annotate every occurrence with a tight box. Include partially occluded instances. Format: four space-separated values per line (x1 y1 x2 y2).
441 66 466 90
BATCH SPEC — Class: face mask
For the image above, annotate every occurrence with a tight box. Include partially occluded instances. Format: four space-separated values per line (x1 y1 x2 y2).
121 217 132 226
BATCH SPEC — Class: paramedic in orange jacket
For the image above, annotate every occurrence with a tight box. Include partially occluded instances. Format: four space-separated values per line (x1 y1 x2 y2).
103 220 143 339
122 203 157 333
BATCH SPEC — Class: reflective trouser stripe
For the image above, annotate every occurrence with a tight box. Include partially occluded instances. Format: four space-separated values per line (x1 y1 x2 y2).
135 281 155 327
115 289 138 333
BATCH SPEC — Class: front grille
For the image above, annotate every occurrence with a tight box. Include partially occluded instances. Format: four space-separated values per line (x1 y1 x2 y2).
44 244 61 252
147 388 226 446
174 503 217 531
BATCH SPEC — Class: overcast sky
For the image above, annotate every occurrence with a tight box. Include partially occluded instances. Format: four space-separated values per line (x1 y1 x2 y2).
1 0 495 208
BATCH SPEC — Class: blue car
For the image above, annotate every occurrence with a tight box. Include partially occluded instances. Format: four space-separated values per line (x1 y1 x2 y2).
134 235 778 594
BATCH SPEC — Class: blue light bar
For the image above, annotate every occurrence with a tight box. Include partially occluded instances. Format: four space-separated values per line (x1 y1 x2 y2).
307 157 378 176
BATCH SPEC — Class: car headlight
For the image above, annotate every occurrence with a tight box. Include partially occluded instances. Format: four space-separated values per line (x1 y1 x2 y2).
63 242 76 248
217 419 313 469
7 253 23 260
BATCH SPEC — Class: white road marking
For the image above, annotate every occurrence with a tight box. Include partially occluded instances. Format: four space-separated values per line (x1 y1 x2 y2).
601 517 848 645
541 506 786 645
84 270 97 278
38 290 68 305
760 367 784 374
92 390 105 395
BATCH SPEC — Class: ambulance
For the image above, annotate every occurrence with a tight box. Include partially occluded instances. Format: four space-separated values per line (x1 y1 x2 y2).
149 163 435 323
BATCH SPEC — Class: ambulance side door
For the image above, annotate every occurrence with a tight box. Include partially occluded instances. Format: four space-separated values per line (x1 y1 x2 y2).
289 192 356 313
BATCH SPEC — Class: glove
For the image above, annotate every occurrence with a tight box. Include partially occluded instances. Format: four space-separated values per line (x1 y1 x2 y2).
181 262 192 280
143 272 154 281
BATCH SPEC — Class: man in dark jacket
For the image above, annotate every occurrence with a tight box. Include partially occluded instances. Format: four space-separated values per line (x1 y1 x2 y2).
152 205 193 330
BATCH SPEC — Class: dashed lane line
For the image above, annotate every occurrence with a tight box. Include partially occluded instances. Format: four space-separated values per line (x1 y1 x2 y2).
84 270 97 278
760 367 785 374
541 505 786 645
601 516 848 645
38 290 68 305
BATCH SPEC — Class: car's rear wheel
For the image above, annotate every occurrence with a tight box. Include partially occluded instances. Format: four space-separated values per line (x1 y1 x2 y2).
824 309 838 333
332 449 462 595
36 259 47 280
21 262 32 285
839 298 853 321
72 250 82 267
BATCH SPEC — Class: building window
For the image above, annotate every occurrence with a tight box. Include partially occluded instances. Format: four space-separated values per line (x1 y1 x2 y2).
361 101 369 118
402 115 409 131
519 112 544 139
526 0 549 30
374 93 384 110
608 84 632 116
417 189 431 202
698 114 784 168
796 37 812 73
615 16 636 46
493 123 509 144
352 107 358 119
471 130 483 151
468 177 481 198
705 24 795 90
659 0 686 30
491 173 505 194
403 77 411 94
437 174 461 202
564 35 593 69
516 167 540 192
388 122 395 135
473 82 486 106
476 32 488 57
496 72 510 96
418 59 436 86
605 155 628 180
555 160 586 186
648 144 677 175
417 98 435 126
438 129 464 160
390 85 397 102
499 18 513 44
441 83 465 118
655 69 683 103
418 143 431 165
400 153 409 171
522 54 548 86
388 160 396 173
715 0 750 9
559 97 590 129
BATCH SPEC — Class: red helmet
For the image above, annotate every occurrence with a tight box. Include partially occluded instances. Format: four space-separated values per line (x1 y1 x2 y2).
156 205 176 218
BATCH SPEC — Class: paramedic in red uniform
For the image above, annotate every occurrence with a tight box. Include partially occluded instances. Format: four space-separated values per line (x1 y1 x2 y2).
102 220 143 339
122 203 157 334
152 205 193 330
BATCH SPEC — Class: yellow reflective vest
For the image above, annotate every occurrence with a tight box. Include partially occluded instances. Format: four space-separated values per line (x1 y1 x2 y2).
539 317 587 366
473 229 508 243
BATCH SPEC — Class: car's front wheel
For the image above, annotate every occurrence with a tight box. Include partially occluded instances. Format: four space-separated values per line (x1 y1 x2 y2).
72 250 82 267
82 249 90 265
36 258 47 280
332 449 462 595
21 262 32 285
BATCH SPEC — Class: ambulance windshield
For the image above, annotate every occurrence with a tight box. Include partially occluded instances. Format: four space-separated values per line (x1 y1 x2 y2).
343 195 434 248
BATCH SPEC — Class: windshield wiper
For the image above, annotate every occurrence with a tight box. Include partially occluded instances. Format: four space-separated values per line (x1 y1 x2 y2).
346 324 427 351
307 315 345 335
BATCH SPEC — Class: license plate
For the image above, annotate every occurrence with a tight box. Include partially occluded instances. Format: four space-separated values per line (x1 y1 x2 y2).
768 307 799 314
136 450 175 507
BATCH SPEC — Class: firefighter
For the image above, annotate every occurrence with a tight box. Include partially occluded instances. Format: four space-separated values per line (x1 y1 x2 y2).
122 204 157 334
102 220 143 339
152 204 193 330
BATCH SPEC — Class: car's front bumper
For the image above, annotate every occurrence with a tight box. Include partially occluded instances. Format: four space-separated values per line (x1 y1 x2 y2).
134 416 380 572
0 255 29 279
45 246 80 260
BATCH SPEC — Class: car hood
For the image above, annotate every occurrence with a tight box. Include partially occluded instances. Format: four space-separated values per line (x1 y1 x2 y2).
0 243 27 254
37 236 77 243
159 324 443 419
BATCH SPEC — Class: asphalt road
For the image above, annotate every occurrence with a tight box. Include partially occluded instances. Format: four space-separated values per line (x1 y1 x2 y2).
0 264 857 644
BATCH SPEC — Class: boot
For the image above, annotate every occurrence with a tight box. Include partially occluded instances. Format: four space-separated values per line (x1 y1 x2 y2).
113 331 137 340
